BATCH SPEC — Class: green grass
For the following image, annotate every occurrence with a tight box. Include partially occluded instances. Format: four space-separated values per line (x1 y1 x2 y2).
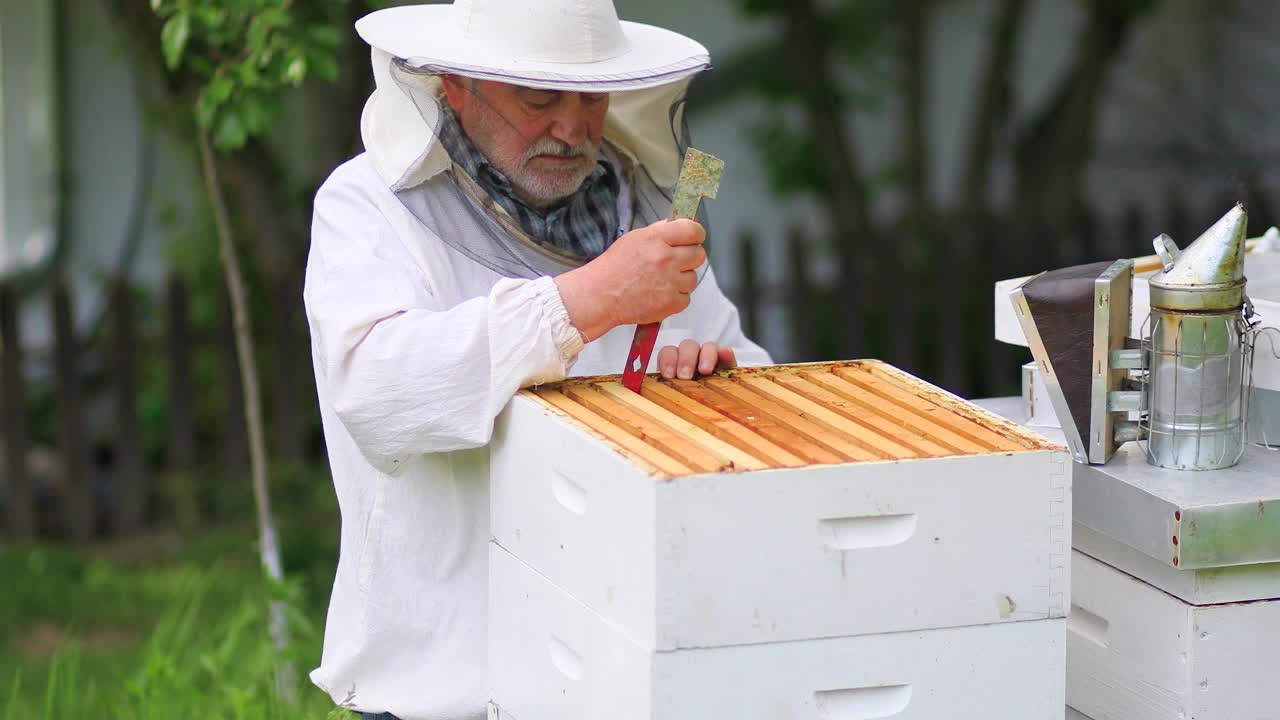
2 463 359 719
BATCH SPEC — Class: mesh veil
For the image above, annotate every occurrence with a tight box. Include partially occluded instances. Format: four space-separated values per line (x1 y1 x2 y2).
384 57 710 280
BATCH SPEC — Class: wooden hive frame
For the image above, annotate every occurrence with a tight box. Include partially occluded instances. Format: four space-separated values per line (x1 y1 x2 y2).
526 360 1060 478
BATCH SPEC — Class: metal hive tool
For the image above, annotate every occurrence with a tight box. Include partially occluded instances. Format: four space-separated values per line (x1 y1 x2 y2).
621 148 724 393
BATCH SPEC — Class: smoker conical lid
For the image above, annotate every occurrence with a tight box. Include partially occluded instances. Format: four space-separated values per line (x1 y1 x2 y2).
1152 204 1247 288
1149 203 1247 311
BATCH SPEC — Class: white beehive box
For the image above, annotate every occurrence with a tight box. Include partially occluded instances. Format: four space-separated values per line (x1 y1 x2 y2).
1074 523 1280 606
490 361 1070 649
490 543 1067 720
974 396 1280 606
1067 550 1280 720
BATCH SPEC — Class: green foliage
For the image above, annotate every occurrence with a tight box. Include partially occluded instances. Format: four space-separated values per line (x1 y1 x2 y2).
731 0 894 106
151 0 349 150
745 115 826 196
116 573 320 719
735 0 896 65
728 0 897 198
1 471 351 717
3 570 348 719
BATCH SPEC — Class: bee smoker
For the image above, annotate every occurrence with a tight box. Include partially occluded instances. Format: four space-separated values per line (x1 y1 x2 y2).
1011 204 1256 470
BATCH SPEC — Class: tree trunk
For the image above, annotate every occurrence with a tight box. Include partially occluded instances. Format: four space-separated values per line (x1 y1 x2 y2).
1 284 34 539
52 281 92 541
779 0 876 359
944 0 1029 394
959 0 1028 216
894 0 932 375
111 277 147 534
901 1 931 221
165 273 201 530
196 123 294 700
1010 0 1158 269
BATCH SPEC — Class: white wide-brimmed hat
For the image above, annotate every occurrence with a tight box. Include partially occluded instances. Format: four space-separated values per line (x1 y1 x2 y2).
356 0 710 92
357 0 711 192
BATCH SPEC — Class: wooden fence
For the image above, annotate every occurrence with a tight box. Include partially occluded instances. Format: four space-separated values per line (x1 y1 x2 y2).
726 191 1276 399
0 273 312 541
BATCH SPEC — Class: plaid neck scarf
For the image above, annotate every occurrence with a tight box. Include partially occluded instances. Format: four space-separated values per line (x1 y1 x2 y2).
437 106 622 259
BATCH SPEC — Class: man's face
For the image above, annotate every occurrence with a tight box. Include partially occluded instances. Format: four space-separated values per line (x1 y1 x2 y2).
442 77 610 208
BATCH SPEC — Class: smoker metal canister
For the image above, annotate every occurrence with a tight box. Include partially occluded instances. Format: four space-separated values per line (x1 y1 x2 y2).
1142 204 1251 470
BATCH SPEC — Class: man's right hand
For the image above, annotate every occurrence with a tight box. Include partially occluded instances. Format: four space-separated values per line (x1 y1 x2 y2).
554 219 706 343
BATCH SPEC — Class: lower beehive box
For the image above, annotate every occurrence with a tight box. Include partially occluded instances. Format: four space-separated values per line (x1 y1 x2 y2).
1067 550 1280 720
490 544 1067 720
1074 523 1280 606
490 360 1070 649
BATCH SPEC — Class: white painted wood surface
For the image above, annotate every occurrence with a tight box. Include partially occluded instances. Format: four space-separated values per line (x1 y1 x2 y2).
490 544 1067 720
1074 524 1280 605
974 395 1280 578
494 704 1079 720
491 393 1071 650
1068 550 1280 720
1022 362 1062 429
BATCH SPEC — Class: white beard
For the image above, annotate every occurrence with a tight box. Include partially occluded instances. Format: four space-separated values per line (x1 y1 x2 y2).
465 106 600 208
507 137 599 206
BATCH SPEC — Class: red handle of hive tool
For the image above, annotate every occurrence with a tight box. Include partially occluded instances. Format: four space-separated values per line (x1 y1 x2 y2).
621 322 660 392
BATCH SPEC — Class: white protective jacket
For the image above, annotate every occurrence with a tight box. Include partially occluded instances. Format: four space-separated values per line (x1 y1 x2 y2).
304 109 769 719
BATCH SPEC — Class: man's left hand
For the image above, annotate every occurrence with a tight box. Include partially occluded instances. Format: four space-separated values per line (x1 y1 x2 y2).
657 340 737 380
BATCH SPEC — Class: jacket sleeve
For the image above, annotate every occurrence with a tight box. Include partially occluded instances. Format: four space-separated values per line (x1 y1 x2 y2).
304 178 583 471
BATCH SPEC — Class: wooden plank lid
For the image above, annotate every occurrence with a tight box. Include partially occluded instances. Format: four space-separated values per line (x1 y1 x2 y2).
524 360 1061 478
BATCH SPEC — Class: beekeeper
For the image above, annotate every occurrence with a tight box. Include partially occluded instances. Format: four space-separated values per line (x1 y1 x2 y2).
303 1 769 718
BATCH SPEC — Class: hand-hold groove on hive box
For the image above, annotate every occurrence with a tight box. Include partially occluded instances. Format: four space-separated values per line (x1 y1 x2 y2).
527 360 1059 478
